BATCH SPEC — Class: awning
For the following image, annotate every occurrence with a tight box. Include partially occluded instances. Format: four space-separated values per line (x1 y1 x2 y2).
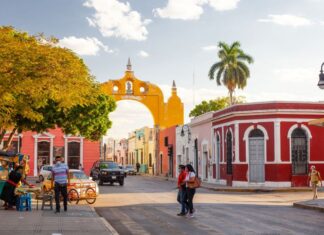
308 118 324 127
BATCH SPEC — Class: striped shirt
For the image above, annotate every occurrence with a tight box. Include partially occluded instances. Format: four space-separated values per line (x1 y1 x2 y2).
52 163 69 184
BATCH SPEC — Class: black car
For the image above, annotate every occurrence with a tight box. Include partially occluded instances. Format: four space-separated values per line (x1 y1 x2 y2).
90 161 125 186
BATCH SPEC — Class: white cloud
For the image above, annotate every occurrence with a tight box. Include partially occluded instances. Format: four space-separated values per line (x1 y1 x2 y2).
153 0 207 20
59 36 112 55
258 14 313 27
138 50 149 57
208 0 240 11
153 0 239 20
84 0 151 41
202 45 218 51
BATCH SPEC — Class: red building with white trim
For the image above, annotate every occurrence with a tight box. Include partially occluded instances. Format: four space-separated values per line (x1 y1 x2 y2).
1 128 100 176
212 102 324 187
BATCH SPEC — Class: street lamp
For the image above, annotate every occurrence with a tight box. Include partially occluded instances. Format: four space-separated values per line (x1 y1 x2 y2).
318 62 324 89
180 124 191 143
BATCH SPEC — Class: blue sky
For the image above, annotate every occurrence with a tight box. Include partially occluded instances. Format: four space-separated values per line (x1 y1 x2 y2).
2 0 324 138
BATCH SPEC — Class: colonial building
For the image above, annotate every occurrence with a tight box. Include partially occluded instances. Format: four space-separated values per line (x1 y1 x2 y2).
212 101 324 187
159 126 177 177
1 128 100 176
175 101 324 187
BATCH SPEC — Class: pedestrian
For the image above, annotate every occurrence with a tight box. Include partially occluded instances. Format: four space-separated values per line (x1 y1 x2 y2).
51 156 70 213
136 162 140 173
185 164 196 218
0 165 32 210
177 164 188 216
308 165 322 200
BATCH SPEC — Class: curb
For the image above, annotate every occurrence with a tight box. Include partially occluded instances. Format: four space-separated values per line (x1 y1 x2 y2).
90 206 119 235
293 202 324 213
142 174 312 193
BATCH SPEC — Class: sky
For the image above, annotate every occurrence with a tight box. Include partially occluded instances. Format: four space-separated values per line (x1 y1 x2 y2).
1 0 324 138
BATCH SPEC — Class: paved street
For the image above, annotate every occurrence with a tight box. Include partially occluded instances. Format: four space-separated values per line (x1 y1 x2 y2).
95 176 324 235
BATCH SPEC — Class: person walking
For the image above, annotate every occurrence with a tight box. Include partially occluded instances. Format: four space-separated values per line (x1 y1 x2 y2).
185 164 196 218
308 165 322 200
51 156 70 213
136 162 140 173
177 165 187 216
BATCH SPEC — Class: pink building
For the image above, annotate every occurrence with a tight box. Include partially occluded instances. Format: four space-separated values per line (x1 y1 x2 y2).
1 128 100 176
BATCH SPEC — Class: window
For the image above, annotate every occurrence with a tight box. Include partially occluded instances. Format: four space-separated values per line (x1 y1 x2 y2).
164 137 168 147
68 142 80 169
3 140 19 153
226 131 233 175
37 141 50 172
291 128 308 175
149 154 152 167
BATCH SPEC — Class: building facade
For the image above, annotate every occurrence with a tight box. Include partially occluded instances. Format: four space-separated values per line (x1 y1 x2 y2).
1 128 100 176
211 102 324 187
159 126 177 177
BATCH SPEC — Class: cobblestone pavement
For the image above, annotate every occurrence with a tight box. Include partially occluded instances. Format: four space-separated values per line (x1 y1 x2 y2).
95 176 324 235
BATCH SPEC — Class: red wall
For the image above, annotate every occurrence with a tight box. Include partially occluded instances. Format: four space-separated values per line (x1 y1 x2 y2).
159 126 176 177
5 128 100 176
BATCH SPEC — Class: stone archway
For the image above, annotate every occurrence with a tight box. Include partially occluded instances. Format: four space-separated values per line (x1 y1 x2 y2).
100 59 184 129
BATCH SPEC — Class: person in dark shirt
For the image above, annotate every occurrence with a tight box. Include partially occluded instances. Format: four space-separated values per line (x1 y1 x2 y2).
0 166 31 210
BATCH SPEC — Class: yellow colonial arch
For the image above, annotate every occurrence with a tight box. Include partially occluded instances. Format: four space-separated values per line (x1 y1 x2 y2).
100 59 184 129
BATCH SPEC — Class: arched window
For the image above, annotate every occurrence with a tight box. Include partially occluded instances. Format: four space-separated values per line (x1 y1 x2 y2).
216 134 221 179
68 142 80 169
291 128 308 175
249 129 264 138
37 141 50 171
226 131 233 175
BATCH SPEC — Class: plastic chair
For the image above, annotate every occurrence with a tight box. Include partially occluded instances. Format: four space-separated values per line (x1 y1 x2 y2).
16 193 32 211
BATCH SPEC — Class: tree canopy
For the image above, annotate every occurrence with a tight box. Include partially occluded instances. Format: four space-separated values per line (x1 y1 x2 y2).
0 26 116 147
189 96 245 118
208 41 253 105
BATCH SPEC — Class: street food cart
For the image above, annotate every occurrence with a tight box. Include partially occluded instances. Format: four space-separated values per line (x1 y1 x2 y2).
0 150 41 204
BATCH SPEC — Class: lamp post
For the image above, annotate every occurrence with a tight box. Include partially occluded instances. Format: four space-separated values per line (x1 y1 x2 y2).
180 124 191 143
318 62 324 89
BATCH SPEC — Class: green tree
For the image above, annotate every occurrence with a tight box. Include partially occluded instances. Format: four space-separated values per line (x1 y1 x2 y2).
208 41 253 105
0 26 115 147
189 96 245 118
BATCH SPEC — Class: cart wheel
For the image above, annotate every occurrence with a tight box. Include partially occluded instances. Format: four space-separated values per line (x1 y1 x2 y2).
85 188 97 204
68 189 79 204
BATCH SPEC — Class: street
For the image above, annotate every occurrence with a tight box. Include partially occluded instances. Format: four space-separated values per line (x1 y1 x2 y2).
94 176 324 235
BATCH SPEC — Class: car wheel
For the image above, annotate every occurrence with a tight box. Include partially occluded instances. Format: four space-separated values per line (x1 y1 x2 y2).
39 175 44 182
119 180 124 186
99 179 103 186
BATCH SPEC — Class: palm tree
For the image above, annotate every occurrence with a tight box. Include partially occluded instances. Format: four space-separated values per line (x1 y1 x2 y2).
208 41 253 105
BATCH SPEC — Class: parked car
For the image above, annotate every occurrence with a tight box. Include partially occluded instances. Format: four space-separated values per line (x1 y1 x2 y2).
90 160 125 186
38 165 53 182
42 169 99 204
125 165 136 175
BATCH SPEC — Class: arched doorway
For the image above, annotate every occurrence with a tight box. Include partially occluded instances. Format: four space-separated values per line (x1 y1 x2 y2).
248 129 265 183
226 131 233 175
291 128 308 175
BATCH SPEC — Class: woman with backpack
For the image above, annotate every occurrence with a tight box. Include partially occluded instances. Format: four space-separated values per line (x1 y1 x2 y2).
185 164 197 218
308 165 322 200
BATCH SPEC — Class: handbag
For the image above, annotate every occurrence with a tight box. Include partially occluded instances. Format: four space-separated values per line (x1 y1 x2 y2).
189 176 201 189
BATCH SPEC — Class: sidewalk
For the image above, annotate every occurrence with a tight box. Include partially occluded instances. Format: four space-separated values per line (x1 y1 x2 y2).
293 199 324 213
0 203 115 235
142 174 312 193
